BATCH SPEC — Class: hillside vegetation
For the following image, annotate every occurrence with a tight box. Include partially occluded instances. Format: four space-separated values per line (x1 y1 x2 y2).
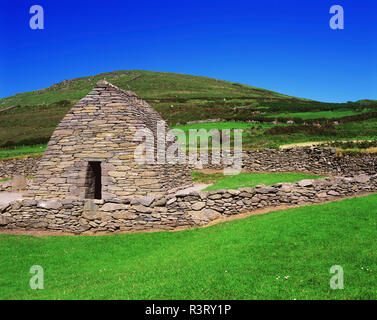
0 70 299 109
0 70 376 149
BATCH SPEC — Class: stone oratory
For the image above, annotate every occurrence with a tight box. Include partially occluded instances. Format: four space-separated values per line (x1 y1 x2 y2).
28 80 192 200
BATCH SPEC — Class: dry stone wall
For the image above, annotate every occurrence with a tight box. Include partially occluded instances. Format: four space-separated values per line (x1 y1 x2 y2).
27 80 192 200
193 147 377 176
1 148 376 184
240 148 377 175
0 157 39 179
1 174 376 234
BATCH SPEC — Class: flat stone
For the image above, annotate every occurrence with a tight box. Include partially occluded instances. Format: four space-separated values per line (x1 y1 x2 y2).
297 179 314 187
101 203 129 212
191 202 206 211
316 192 328 198
11 202 22 210
153 198 167 206
37 200 62 210
112 212 137 219
133 205 152 213
0 216 13 225
208 194 222 200
200 208 221 221
255 186 277 194
135 195 155 207
166 197 177 205
22 200 37 207
82 200 99 220
354 174 370 183
228 189 240 195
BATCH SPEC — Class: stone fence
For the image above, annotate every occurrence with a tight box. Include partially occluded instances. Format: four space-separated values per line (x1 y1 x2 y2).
0 148 376 182
240 148 377 175
0 157 40 179
1 174 376 234
193 147 376 176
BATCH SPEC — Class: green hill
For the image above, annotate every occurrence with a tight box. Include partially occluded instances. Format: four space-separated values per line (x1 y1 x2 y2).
0 70 376 150
0 70 301 109
0 70 307 148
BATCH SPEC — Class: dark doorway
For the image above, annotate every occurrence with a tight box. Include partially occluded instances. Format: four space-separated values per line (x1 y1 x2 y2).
85 161 102 199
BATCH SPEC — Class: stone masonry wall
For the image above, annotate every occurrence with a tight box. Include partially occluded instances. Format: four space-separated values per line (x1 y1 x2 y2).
240 147 377 175
1 174 376 234
28 81 192 200
0 157 40 179
190 147 377 176
1 147 375 184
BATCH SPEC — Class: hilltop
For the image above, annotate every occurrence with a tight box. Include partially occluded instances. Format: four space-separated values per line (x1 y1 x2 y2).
0 70 302 109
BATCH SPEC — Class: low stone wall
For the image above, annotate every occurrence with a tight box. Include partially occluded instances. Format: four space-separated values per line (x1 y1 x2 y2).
1 174 376 234
0 157 40 179
197 147 377 176
0 148 376 181
240 148 377 175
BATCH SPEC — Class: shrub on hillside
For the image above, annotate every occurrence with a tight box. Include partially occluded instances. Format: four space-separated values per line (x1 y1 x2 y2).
266 124 337 136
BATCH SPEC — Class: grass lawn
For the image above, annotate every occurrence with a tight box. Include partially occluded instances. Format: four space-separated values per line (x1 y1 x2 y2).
191 172 325 190
0 194 376 300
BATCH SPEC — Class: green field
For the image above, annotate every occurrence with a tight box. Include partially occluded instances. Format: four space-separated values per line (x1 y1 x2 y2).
0 145 46 160
191 172 325 190
171 119 377 150
172 121 273 132
268 110 369 120
1 194 376 300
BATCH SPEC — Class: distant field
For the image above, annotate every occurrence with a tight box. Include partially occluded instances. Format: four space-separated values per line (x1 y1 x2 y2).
171 118 377 150
0 102 72 148
268 110 369 120
192 172 325 190
172 121 255 132
1 194 376 299
0 145 45 160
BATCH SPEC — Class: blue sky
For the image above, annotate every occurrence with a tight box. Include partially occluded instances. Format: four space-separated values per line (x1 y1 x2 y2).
0 0 376 102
